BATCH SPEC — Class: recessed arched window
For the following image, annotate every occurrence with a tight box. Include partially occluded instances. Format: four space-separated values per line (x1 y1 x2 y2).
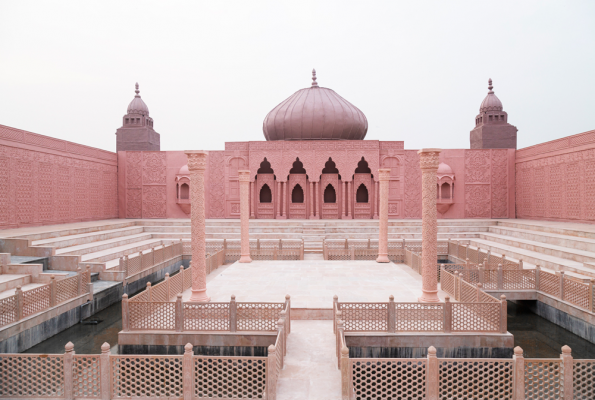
441 182 451 199
356 184 369 203
324 184 336 203
180 183 190 200
258 158 274 174
292 184 304 203
290 158 306 174
322 158 339 174
260 184 272 203
355 157 371 174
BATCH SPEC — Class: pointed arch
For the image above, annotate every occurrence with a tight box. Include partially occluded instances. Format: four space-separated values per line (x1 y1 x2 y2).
290 158 307 174
292 184 304 203
324 184 336 203
322 158 339 174
257 158 274 174
356 183 368 203
260 184 272 203
355 157 371 174
180 183 190 200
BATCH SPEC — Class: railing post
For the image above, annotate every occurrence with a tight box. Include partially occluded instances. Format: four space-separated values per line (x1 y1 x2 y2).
179 265 184 293
444 296 452 333
535 265 541 291
476 283 482 302
466 257 470 267
345 238 348 249
486 250 491 266
300 244 304 260
324 243 328 260
367 238 371 249
277 316 286 359
273 247 278 260
478 265 485 287
497 264 503 290
100 342 111 400
15 286 23 320
285 294 291 333
589 279 594 313
560 345 573 400
388 295 395 333
500 295 507 333
341 346 350 400
121 294 129 331
426 346 438 400
279 239 282 250
336 319 344 369
230 295 237 332
77 266 83 295
513 346 525 400
453 272 459 301
63 342 75 400
267 345 277 400
146 282 152 301
519 259 523 270
176 294 183 332
333 295 339 333
560 271 565 301
183 343 194 400
165 273 170 300
257 238 260 250
350 246 355 261
50 275 56 307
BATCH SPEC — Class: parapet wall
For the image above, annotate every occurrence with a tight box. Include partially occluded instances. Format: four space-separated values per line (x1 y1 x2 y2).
0 124 118 229
516 129 595 223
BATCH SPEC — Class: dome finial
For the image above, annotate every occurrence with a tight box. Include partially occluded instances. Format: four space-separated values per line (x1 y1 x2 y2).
488 78 493 93
311 69 318 87
135 82 140 97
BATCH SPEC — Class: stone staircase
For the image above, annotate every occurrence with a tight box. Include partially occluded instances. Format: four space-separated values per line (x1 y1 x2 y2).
302 222 326 254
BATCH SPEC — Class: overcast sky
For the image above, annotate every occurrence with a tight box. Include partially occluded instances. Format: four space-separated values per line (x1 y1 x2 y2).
1 1 593 152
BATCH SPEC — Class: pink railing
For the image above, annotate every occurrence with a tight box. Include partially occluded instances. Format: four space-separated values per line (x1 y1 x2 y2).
333 294 505 334
447 239 522 270
0 314 290 400
324 239 448 262
119 241 184 278
124 294 291 333
0 268 91 329
335 339 591 400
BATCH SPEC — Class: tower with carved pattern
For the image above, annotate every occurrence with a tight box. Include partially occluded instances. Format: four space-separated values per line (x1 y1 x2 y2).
116 83 160 152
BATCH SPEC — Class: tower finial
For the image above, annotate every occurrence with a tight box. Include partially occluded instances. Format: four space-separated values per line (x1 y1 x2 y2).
488 78 493 93
135 82 140 96
311 69 318 87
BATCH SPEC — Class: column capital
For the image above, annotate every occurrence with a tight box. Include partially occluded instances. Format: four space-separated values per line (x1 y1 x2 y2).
378 168 391 181
417 149 441 171
184 151 208 171
238 170 251 182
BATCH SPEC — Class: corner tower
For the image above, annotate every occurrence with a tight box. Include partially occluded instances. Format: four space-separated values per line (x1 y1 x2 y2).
115 83 160 152
470 79 517 149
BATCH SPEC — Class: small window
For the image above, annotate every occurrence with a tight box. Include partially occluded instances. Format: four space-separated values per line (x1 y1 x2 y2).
260 184 272 203
292 184 304 203
356 184 368 203
180 183 189 199
489 115 493 121
324 184 336 203
125 118 129 124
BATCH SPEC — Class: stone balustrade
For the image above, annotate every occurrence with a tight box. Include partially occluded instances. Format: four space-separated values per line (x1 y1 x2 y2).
323 239 448 261
0 267 91 329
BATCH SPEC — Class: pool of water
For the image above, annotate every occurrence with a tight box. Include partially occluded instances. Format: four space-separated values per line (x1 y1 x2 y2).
507 300 595 359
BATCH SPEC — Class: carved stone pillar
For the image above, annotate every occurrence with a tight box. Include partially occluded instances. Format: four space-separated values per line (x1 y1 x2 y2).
279 182 286 219
276 181 281 218
250 181 255 219
309 181 315 219
374 181 379 219
342 180 346 218
239 170 252 263
315 182 319 217
185 150 210 302
376 169 391 263
418 149 442 303
346 181 352 219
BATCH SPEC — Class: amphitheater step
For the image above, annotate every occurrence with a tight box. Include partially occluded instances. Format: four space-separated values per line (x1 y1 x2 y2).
56 233 154 256
81 239 165 263
0 274 31 292
486 226 595 253
31 226 146 249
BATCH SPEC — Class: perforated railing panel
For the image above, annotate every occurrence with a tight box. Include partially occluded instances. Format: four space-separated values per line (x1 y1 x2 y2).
184 303 231 331
22 285 51 317
194 357 266 399
540 272 561 297
352 359 426 400
451 303 500 332
237 303 284 331
503 270 536 290
439 359 513 400
0 354 64 397
564 279 590 309
574 360 595 400
395 303 444 331
339 303 388 332
112 356 183 398
0 295 17 327
56 275 79 304
129 302 176 330
73 355 100 398
525 359 561 399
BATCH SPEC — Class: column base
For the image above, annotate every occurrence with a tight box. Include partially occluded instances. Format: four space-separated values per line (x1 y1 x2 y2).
309 215 320 220
342 215 353 220
418 291 441 303
239 255 252 263
376 254 390 263
189 289 210 303
373 215 379 220
276 216 287 220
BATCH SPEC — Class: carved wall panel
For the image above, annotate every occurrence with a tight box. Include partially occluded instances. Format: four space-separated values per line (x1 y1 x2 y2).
586 160 595 220
382 156 403 218
225 156 247 218
465 150 491 218
533 167 545 217
38 162 54 221
126 188 142 218
0 157 10 225
142 152 167 185
490 150 508 218
465 185 491 218
142 186 167 218
208 151 226 218
126 152 143 188
404 151 422 218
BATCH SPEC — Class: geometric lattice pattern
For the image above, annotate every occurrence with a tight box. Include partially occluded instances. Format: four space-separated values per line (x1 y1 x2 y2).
73 355 100 398
439 360 513 400
194 357 266 399
352 359 426 400
184 303 231 331
574 360 595 400
237 303 284 331
460 281 478 303
340 303 388 332
539 272 561 298
56 275 79 304
112 356 183 398
128 302 176 330
525 360 561 400
0 295 16 328
22 285 51 317
0 355 64 397
451 303 500 332
395 303 444 331
563 279 590 310
503 270 536 290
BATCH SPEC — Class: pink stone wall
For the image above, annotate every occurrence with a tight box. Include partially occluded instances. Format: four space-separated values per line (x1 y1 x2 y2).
516 129 595 223
0 124 118 229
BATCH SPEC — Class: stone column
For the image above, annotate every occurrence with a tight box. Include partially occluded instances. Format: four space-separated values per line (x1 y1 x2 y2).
238 170 252 263
309 181 314 219
250 182 255 219
376 169 391 263
342 181 346 218
276 181 281 218
185 150 210 302
374 181 379 219
346 181 352 219
418 149 441 303
315 182 319 217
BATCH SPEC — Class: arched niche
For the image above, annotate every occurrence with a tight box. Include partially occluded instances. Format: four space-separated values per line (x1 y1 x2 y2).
320 158 340 219
180 183 189 200
225 156 248 218
260 184 272 203
356 184 368 203
256 158 276 219
324 184 336 203
288 159 308 219
292 184 304 203
353 157 373 219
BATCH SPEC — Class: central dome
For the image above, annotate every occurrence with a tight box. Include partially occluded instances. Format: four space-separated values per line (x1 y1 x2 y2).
263 70 368 141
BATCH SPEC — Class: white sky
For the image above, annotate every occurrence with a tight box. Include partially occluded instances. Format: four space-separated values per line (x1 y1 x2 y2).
1 1 593 153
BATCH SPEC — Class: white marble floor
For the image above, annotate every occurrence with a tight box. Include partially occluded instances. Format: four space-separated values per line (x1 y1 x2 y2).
183 260 450 308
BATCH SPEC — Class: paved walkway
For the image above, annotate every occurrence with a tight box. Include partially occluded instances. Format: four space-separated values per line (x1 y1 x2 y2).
276 320 341 400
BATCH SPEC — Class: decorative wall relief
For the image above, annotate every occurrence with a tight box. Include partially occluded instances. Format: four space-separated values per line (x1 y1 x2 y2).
142 152 167 185
465 185 491 218
142 186 167 218
208 151 226 218
404 151 422 218
490 150 508 218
